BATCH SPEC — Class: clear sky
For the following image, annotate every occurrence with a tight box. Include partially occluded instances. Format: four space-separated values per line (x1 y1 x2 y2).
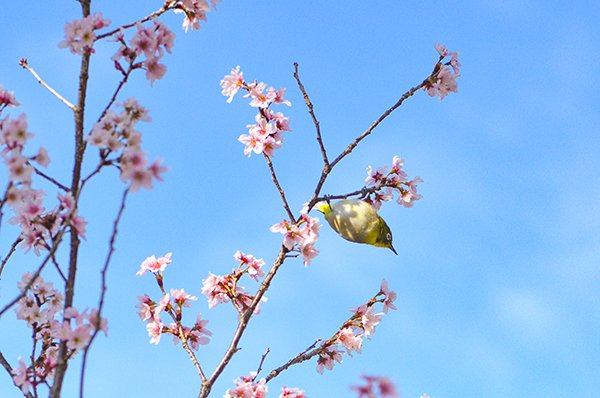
1 1 599 397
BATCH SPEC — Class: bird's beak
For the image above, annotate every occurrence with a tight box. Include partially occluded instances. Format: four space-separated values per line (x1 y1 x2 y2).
389 244 398 255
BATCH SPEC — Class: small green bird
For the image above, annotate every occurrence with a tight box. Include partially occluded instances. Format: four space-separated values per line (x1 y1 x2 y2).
315 199 397 255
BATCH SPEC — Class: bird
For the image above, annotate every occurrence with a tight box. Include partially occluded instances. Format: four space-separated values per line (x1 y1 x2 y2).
315 199 397 254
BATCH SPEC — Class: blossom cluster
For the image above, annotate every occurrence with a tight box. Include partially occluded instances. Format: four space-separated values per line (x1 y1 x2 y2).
1 100 86 253
364 155 423 209
173 0 222 32
316 280 397 374
270 214 320 266
12 273 107 394
87 98 166 191
351 375 399 398
136 252 212 348
112 20 175 85
424 43 461 101
220 66 292 157
58 12 111 55
201 251 267 314
224 373 308 398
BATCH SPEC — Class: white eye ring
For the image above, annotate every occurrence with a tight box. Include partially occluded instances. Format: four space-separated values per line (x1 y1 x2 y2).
386 233 392 241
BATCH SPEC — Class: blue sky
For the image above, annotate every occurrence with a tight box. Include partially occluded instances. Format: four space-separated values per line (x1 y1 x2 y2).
1 1 599 397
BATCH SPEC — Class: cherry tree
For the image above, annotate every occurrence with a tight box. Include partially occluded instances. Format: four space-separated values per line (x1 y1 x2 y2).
0 2 460 397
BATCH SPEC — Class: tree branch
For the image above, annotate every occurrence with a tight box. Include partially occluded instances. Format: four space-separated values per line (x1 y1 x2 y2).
19 58 76 111
78 188 129 398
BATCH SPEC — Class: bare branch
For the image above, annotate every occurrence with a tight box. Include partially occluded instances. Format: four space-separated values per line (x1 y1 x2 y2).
19 58 76 111
252 348 271 380
78 188 129 398
263 154 296 223
265 339 322 382
293 63 328 166
31 165 69 192
0 237 24 279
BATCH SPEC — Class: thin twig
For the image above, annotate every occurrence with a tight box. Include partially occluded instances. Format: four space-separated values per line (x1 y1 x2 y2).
19 59 76 111
78 188 128 398
49 252 67 283
31 166 69 192
265 339 323 382
176 323 207 382
252 348 271 380
94 4 173 41
263 154 296 223
0 352 35 398
0 182 12 231
293 63 328 166
0 237 23 279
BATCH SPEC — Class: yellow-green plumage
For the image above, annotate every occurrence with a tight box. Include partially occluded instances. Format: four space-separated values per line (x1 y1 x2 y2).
316 199 397 254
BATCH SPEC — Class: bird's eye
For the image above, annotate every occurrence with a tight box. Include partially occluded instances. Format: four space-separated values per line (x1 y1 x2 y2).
386 233 392 241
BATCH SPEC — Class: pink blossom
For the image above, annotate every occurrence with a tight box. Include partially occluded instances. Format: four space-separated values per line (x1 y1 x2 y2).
136 294 154 320
379 279 397 313
398 176 423 208
336 327 363 355
33 147 50 167
58 13 110 55
245 82 270 108
171 288 198 308
267 87 292 106
352 375 399 398
224 373 268 398
1 113 32 149
66 324 93 351
316 345 344 374
234 251 265 280
426 66 458 101
365 165 387 186
146 317 164 344
354 305 382 336
390 156 408 180
136 252 172 276
70 209 88 240
0 85 20 108
145 57 167 85
435 42 448 57
301 243 319 266
12 358 31 394
201 273 232 308
6 152 32 183
155 293 171 316
220 66 245 103
280 387 307 398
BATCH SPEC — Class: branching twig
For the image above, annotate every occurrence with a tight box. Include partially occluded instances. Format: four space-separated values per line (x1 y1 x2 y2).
265 339 322 382
306 62 443 212
19 59 76 111
263 154 296 223
293 63 328 166
78 188 128 398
